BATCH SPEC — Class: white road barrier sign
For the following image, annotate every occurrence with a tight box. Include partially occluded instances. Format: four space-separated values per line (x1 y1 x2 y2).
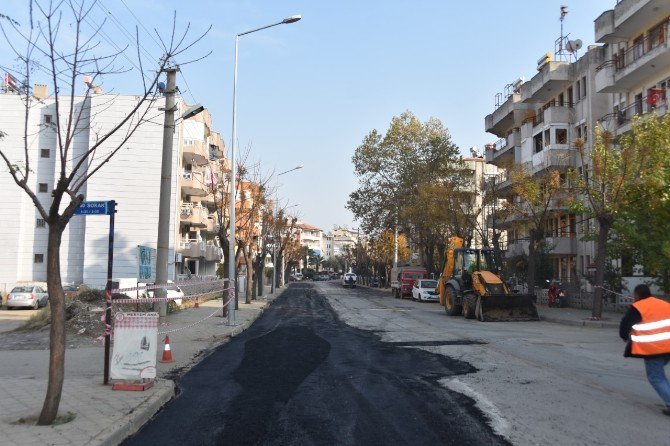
111 312 158 380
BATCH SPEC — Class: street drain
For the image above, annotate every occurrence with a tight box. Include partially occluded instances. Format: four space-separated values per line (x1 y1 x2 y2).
388 340 486 347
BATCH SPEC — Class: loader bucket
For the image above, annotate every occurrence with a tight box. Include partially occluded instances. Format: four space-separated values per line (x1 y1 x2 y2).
477 294 539 322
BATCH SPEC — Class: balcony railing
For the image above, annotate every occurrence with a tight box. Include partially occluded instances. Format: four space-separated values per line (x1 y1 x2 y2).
617 24 668 70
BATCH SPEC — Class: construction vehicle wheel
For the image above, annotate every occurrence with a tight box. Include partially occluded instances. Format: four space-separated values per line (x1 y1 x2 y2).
463 294 476 319
444 286 462 316
475 297 485 322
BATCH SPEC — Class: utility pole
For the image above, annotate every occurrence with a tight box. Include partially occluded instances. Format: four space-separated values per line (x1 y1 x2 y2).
155 67 179 317
393 213 399 270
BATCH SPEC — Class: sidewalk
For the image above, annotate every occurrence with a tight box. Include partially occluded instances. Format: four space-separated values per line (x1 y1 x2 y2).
537 305 621 329
0 286 282 445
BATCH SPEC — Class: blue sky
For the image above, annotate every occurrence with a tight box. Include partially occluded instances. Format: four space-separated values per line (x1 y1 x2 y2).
1 0 613 231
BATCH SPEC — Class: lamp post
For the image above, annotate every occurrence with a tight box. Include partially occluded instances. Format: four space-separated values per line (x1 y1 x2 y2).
228 14 301 325
272 165 303 294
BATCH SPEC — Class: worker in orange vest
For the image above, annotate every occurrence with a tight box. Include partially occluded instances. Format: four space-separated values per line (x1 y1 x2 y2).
620 284 670 416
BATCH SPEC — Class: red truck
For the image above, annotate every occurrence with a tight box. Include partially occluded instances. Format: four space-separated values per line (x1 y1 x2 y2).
391 266 428 299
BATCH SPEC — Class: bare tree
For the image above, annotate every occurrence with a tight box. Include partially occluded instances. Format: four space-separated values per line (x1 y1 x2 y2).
0 1 208 425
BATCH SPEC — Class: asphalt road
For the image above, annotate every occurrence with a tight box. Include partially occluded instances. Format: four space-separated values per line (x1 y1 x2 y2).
123 282 509 446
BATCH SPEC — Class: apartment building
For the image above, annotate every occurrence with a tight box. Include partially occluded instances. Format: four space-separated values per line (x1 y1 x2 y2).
485 43 611 285
296 223 323 255
0 85 224 289
457 155 506 250
594 0 670 135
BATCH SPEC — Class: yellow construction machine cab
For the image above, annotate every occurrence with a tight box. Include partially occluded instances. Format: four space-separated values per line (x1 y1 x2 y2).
437 236 539 322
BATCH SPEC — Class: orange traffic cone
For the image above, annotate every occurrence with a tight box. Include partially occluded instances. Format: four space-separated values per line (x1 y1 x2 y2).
194 296 200 309
159 335 174 363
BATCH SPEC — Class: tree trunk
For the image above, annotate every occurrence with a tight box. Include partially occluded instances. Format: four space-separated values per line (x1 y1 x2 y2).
245 252 253 304
424 243 435 275
592 218 612 319
277 253 285 288
527 233 538 297
255 258 263 298
38 225 66 425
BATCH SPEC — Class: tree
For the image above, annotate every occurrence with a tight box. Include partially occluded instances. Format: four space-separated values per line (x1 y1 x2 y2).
569 125 651 317
368 231 410 282
616 114 670 297
510 168 566 295
0 1 208 424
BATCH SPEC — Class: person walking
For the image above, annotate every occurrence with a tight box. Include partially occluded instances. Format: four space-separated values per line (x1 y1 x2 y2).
620 284 670 415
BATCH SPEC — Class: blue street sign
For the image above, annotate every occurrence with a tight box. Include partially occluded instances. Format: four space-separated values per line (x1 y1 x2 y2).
75 201 112 215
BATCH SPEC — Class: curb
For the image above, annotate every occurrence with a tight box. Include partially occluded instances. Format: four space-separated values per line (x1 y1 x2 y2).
92 379 175 446
540 315 618 329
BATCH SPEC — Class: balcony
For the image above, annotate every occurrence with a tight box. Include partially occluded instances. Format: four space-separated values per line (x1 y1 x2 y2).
595 10 616 43
202 216 220 234
610 95 669 133
486 133 519 167
506 240 529 258
180 203 207 228
612 0 670 41
597 20 670 92
179 239 205 258
181 170 207 197
545 237 577 256
204 244 223 262
543 104 573 124
530 147 577 174
485 93 532 137
521 62 571 104
183 140 209 165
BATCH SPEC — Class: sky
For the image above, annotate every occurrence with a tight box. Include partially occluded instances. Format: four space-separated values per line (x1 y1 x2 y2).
1 0 614 232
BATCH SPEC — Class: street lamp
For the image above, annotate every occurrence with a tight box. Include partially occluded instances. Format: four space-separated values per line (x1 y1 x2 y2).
227 15 301 326
272 165 303 294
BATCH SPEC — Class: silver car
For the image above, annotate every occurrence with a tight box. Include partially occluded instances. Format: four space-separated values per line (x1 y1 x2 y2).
6 285 49 310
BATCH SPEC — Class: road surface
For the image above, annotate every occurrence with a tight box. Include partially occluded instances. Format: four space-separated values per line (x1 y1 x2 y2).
124 282 508 445
125 282 670 445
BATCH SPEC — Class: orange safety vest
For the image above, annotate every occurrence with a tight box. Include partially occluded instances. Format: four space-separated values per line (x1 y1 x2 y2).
631 297 670 356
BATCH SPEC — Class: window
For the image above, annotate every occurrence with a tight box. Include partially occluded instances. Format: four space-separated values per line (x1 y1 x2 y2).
567 86 574 105
183 138 195 146
36 218 45 228
575 80 581 101
633 35 644 60
558 93 564 106
40 149 50 158
534 133 543 153
635 93 643 116
576 125 582 139
581 76 587 98
543 129 550 147
583 125 588 143
38 183 48 193
556 128 568 145
44 115 52 124
34 254 44 263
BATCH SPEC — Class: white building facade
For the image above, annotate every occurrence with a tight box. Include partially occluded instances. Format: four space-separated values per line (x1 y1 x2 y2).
0 88 223 290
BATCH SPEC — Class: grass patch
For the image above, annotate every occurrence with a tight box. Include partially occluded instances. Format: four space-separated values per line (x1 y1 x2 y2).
18 306 51 331
11 411 76 426
53 411 76 425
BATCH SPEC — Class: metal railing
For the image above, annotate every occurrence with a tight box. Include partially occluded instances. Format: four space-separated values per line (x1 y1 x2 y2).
614 21 668 71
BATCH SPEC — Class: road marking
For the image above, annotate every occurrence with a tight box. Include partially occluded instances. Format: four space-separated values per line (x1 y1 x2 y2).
439 377 511 439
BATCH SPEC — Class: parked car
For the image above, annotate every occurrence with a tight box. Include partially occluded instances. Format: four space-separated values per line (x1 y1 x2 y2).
342 273 357 288
6 285 49 310
315 273 330 281
411 279 439 302
63 284 81 298
290 273 303 282
141 280 184 306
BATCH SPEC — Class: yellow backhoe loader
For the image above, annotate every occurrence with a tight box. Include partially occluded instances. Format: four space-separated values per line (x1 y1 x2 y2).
437 236 539 322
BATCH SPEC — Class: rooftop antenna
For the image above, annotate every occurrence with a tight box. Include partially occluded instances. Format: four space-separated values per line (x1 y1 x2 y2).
555 5 579 62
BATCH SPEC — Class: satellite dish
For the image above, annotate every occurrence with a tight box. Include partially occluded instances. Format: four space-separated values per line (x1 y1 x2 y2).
567 39 583 52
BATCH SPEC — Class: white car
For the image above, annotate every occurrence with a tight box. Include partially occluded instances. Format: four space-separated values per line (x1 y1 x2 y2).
411 279 439 302
342 273 357 288
142 280 184 306
6 285 49 310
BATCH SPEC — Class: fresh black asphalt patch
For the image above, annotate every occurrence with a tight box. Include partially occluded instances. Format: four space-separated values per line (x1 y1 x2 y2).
123 283 510 446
